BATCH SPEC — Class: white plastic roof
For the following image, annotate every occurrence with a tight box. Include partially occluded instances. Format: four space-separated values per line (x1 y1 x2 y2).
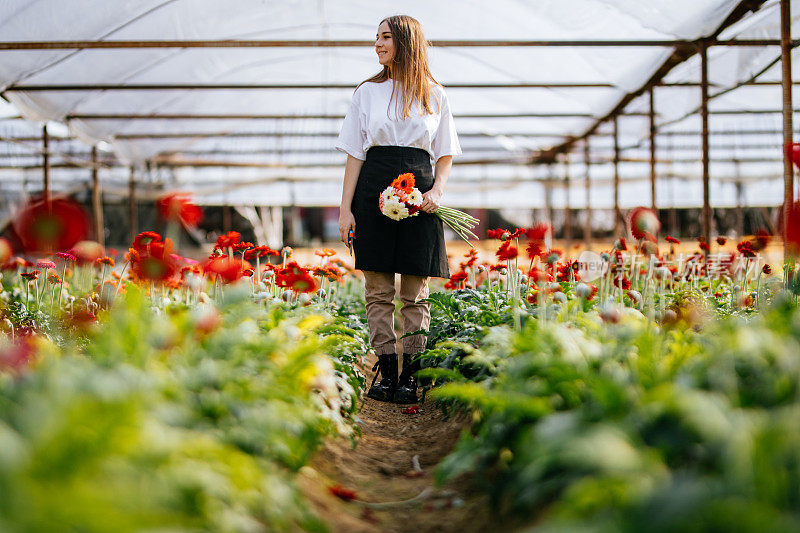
0 0 797 209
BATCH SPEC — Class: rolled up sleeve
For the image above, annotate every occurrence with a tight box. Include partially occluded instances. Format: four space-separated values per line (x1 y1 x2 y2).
431 90 462 162
335 89 367 160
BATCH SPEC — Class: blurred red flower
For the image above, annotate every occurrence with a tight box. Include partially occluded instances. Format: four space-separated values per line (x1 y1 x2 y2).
56 251 77 262
444 270 468 290
787 201 800 256
627 207 660 241
487 228 507 240
276 261 319 293
495 240 518 261
204 256 251 284
526 223 550 241
36 259 56 270
215 231 241 251
132 231 163 252
14 197 89 253
0 336 37 373
314 248 337 257
528 269 553 283
0 238 12 265
130 235 178 282
20 270 40 281
71 240 105 265
613 275 631 290
244 245 279 260
69 309 97 330
156 192 203 227
785 142 800 169
525 240 545 261
753 229 771 251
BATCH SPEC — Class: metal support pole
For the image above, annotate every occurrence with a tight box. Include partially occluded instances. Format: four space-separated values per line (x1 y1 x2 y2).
782 0 794 255
564 154 572 248
128 166 137 243
736 181 745 237
584 139 592 249
42 124 50 202
544 164 553 232
613 116 621 236
700 40 712 245
91 147 104 246
223 206 232 233
649 86 657 211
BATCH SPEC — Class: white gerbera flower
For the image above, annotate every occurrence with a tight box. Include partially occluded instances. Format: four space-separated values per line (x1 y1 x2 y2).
383 199 410 221
381 187 398 204
406 189 423 206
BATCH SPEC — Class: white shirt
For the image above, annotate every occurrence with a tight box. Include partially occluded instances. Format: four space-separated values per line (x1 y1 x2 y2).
335 79 462 163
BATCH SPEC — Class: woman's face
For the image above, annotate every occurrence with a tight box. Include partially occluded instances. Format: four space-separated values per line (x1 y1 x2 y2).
375 21 395 67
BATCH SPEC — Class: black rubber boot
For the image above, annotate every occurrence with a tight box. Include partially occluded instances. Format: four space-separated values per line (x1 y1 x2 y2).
394 353 422 404
366 353 398 402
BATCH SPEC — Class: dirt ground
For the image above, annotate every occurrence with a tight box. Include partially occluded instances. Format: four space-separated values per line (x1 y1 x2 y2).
298 353 498 533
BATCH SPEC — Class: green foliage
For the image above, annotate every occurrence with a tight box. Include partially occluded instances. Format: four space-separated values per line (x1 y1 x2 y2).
432 297 800 530
0 285 367 532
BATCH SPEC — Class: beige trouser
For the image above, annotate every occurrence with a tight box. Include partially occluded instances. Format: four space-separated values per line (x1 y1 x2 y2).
363 271 430 356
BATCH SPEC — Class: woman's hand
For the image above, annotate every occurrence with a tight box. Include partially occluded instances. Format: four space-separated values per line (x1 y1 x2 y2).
420 187 443 213
339 209 356 244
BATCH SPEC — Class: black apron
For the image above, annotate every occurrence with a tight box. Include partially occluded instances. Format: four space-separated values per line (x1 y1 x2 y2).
352 146 450 278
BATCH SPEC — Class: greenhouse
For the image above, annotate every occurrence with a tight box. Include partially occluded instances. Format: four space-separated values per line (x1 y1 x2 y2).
0 0 799 531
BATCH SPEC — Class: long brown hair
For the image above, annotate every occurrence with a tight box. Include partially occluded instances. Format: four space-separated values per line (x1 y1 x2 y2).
357 15 441 119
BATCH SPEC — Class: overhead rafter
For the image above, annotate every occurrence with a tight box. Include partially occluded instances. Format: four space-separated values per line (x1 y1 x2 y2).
539 0 773 162
64 112 600 120
0 39 793 50
59 109 791 121
5 80 798 92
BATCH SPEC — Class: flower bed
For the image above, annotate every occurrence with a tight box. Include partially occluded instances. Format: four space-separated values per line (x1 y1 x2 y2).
412 218 800 530
2 194 800 530
0 196 374 531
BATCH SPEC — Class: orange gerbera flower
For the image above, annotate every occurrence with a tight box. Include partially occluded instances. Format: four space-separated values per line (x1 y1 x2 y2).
391 173 415 194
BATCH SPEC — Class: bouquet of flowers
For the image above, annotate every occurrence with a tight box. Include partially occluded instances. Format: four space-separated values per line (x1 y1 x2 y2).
379 173 479 245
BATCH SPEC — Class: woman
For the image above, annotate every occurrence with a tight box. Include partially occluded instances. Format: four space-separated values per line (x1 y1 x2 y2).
335 15 461 404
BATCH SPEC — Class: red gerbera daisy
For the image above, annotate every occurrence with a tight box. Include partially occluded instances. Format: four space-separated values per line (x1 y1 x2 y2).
495 240 518 261
276 261 319 293
131 239 179 282
390 173 415 194
487 228 507 240
132 231 163 252
215 231 241 251
203 256 252 284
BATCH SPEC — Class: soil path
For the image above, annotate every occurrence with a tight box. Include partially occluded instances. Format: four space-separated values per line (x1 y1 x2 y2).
299 353 495 533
